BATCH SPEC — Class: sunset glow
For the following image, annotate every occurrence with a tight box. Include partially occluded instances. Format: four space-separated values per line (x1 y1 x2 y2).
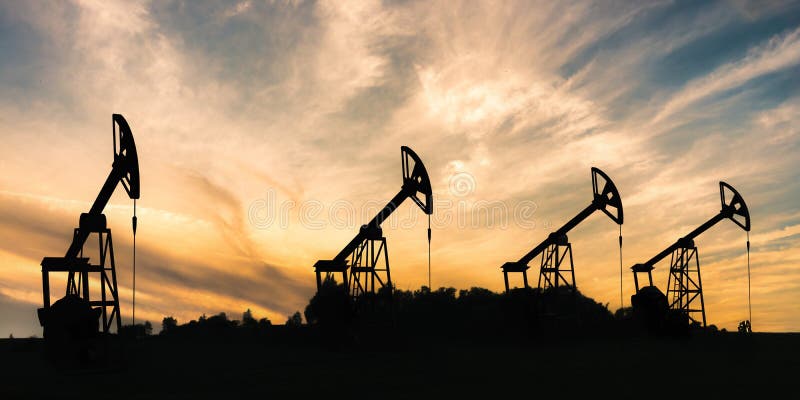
1 0 799 336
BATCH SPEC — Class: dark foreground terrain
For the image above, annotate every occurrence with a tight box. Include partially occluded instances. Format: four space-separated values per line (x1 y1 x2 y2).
1 330 798 399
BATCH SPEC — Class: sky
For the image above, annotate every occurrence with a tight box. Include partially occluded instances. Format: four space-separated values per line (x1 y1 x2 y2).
1 0 799 336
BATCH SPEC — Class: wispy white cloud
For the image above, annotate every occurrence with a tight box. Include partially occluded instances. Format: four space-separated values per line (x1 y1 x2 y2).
653 26 800 123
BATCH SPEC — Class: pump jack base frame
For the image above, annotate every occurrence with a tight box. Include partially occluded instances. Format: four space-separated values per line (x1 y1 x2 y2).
349 237 392 300
501 262 530 292
502 242 576 294
314 260 349 291
537 242 576 292
315 237 393 303
40 227 122 335
665 245 706 327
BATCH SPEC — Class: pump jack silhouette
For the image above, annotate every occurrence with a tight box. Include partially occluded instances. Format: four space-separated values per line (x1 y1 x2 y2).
37 114 140 362
501 167 623 297
631 182 750 330
313 146 433 303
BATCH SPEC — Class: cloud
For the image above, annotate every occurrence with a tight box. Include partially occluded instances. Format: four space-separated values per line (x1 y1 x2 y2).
0 291 39 338
1 0 799 334
726 0 800 21
653 26 800 123
0 187 312 336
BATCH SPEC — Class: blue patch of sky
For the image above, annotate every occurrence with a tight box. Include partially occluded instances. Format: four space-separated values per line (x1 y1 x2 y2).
0 12 48 101
558 0 714 80
556 2 722 119
569 0 799 89
560 1 800 118
754 171 800 222
651 11 800 89
640 62 799 160
148 0 319 90
0 3 82 113
693 63 800 113
744 63 800 105
648 106 751 150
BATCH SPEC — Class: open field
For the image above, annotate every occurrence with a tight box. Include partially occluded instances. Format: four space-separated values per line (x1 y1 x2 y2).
1 331 798 398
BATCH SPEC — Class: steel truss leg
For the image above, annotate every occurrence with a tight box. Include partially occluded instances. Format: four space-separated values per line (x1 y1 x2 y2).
666 246 705 327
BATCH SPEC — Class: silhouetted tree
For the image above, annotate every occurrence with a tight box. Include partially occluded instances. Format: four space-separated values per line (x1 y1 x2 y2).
304 276 353 326
120 321 153 339
206 312 233 328
286 312 303 327
242 309 256 327
161 316 177 334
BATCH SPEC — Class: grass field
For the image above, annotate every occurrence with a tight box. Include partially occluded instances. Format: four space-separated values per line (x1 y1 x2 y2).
1 330 798 399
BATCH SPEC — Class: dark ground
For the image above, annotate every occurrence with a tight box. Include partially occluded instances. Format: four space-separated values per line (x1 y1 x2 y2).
0 330 798 399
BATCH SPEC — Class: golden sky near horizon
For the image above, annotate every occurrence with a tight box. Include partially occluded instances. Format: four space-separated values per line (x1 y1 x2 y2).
1 0 799 335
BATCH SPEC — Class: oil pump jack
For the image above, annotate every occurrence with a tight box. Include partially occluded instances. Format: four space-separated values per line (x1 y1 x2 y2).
38 114 139 352
313 146 432 302
631 182 750 329
501 167 623 296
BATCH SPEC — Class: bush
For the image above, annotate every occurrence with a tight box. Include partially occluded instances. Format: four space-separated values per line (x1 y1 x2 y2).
161 317 178 335
286 312 303 327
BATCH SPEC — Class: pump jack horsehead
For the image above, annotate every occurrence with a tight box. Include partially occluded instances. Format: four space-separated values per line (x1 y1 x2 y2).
38 114 139 357
314 146 433 303
501 167 623 297
631 182 750 330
